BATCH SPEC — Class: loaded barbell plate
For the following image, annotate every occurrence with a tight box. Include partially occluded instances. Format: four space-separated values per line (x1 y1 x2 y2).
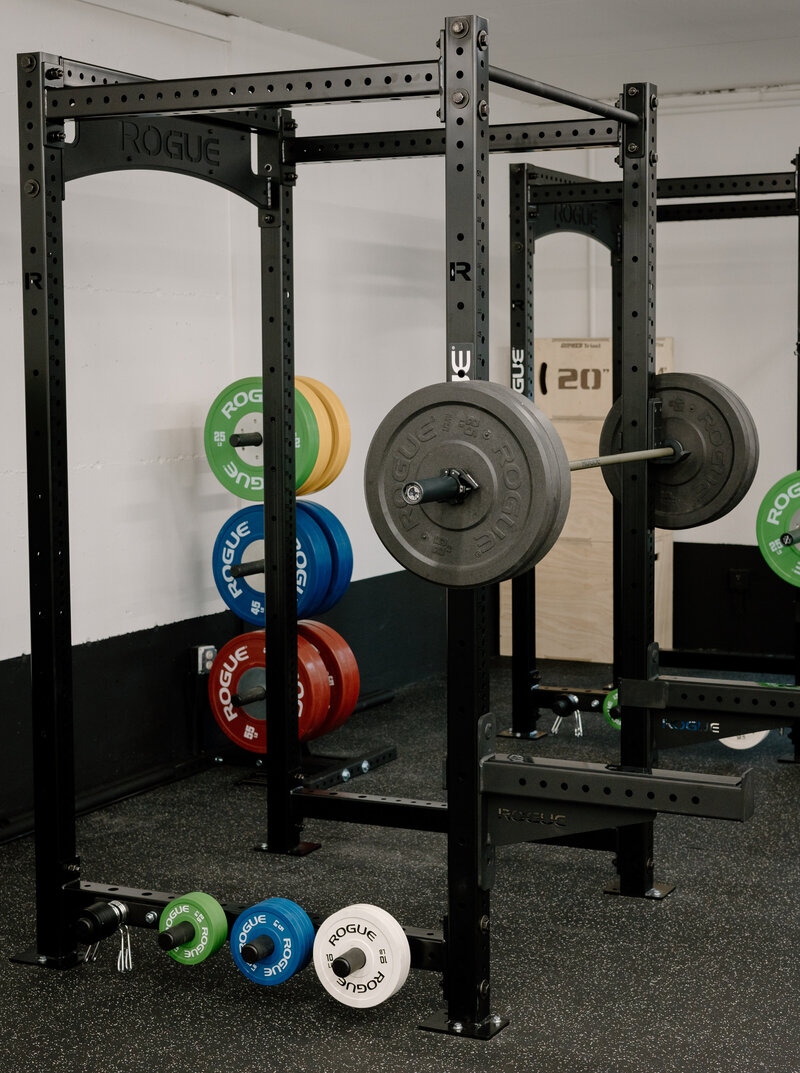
364 380 570 588
208 631 330 751
230 897 315 986
598 373 759 530
296 379 335 496
296 501 353 614
297 619 360 737
756 471 800 587
312 903 411 1008
510 388 572 574
296 376 351 490
211 506 333 623
159 892 229 966
203 378 319 498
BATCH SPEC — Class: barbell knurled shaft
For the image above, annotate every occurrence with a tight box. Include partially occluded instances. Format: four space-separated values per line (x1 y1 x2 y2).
569 445 675 472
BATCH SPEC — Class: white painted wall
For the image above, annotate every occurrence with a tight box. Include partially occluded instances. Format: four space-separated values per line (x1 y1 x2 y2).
1 0 798 659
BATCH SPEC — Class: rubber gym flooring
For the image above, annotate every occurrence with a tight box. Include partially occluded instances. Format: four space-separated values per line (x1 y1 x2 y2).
2 661 798 1073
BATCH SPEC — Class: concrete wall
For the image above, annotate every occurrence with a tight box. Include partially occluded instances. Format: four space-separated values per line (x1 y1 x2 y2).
2 0 798 660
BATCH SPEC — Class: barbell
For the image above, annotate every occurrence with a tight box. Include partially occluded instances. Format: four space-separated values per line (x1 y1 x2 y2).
364 374 758 588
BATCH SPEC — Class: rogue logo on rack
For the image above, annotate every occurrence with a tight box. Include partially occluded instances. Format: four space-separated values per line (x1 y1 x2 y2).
497 807 567 827
661 718 721 734
120 120 221 168
553 203 600 228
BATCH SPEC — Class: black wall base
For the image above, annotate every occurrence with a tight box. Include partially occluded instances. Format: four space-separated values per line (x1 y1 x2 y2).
667 542 794 667
0 571 446 842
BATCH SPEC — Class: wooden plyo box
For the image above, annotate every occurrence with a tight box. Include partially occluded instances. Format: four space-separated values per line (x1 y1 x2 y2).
500 338 674 664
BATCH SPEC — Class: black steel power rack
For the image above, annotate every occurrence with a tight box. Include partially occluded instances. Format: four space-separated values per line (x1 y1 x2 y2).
16 15 753 1038
506 158 800 757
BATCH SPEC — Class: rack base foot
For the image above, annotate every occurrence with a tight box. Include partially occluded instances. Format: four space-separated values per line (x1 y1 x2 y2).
604 878 676 900
10 946 82 970
497 727 547 740
419 1009 509 1039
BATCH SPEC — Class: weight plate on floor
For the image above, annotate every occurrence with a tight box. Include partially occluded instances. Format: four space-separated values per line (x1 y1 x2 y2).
598 373 759 529
756 471 800 587
296 380 334 496
230 897 315 986
364 380 570 587
296 501 353 613
208 631 330 751
159 892 228 966
297 620 360 737
602 688 622 731
719 730 771 750
203 378 319 498
312 903 411 1008
297 376 351 490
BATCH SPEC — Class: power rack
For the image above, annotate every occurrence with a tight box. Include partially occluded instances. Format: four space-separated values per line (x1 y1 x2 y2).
16 15 753 1038
506 158 800 760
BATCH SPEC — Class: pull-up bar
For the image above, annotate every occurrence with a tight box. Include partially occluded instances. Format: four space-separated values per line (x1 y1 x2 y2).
488 65 640 125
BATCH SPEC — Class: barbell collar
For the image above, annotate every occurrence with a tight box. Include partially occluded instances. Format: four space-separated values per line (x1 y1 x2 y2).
158 920 196 951
780 527 800 547
401 468 479 506
229 432 263 448
331 946 368 978
569 443 681 472
230 557 266 579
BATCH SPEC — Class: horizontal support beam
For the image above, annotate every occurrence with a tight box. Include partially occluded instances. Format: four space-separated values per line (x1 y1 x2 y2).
286 119 620 163
657 171 796 199
64 882 444 971
622 675 800 720
481 754 753 822
292 787 449 831
658 199 796 222
46 61 440 119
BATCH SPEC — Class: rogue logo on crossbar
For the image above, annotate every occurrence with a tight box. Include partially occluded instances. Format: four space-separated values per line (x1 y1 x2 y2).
497 807 567 827
120 120 221 167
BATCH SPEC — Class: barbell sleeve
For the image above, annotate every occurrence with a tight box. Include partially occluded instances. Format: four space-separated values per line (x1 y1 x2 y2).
403 473 463 505
402 469 479 506
780 527 800 547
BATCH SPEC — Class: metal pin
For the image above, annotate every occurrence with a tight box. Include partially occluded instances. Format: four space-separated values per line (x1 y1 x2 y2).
116 925 133 973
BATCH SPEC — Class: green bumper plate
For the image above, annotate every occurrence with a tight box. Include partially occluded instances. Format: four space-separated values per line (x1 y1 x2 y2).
204 377 318 499
756 470 800 587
